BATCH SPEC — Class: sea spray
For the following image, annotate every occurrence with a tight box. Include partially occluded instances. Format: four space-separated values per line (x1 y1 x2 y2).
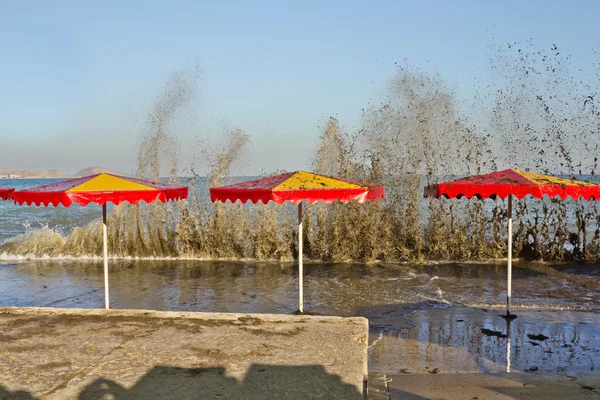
98 70 194 258
0 225 66 257
3 43 600 262
359 67 492 260
487 42 600 261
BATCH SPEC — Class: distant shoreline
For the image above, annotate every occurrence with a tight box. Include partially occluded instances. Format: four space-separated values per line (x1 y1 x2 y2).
0 166 128 180
0 177 70 180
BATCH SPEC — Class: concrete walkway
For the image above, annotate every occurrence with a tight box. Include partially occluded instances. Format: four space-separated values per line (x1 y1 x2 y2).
0 307 368 399
368 372 600 399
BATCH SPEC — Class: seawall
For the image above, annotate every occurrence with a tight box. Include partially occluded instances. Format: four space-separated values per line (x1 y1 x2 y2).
0 307 368 399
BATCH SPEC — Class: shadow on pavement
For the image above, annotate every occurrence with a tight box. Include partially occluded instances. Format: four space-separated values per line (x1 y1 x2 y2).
0 364 363 400
0 385 36 399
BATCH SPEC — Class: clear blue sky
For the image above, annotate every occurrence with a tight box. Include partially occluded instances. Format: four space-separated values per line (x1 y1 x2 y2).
1 1 598 175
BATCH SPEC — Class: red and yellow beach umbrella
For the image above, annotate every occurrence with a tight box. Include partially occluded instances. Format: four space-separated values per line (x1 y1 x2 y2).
424 168 600 317
424 168 600 200
210 170 385 313
0 188 15 200
10 173 188 309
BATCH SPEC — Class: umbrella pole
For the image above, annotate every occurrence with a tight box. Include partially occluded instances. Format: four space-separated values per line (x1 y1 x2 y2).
298 202 303 313
506 194 513 317
103 204 110 310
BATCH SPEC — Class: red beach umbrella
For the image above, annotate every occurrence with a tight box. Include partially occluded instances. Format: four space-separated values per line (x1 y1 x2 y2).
424 168 600 317
210 170 385 313
10 173 188 309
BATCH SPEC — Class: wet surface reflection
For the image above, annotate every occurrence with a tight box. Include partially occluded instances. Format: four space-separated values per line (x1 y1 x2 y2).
366 305 600 374
0 260 598 374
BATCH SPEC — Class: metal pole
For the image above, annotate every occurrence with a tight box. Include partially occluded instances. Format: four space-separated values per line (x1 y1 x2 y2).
298 202 303 313
507 194 512 317
103 204 110 310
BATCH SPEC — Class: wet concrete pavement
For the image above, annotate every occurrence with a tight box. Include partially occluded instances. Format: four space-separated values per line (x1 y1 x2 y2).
368 372 600 399
0 307 368 399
